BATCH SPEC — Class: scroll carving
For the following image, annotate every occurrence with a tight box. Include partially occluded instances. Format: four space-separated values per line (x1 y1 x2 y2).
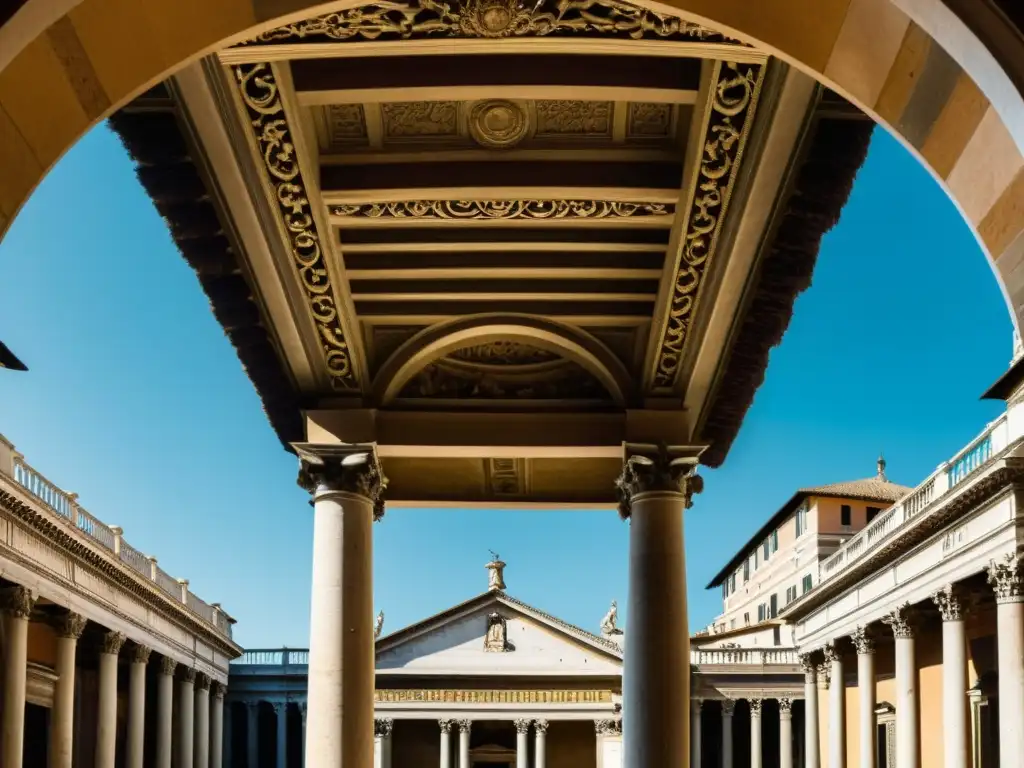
615 444 702 520
296 449 387 521
233 63 358 392
196 673 211 691
536 100 611 136
330 200 671 221
180 667 197 684
748 699 762 716
778 698 792 716
534 719 549 733
651 61 764 390
439 719 454 733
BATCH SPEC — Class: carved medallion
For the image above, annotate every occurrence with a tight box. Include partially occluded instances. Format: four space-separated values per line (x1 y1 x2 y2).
469 100 530 149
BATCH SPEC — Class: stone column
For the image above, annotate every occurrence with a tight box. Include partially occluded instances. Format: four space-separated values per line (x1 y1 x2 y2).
195 674 211 768
932 586 968 768
457 720 471 768
749 700 763 768
617 449 701 768
210 683 226 768
988 555 1024 768
721 700 735 768
883 605 917 768
594 720 622 768
273 702 287 768
178 668 196 768
534 720 548 768
852 628 875 768
157 657 177 768
817 664 831 768
779 699 793 768
439 720 453 768
691 699 702 768
299 449 385 768
800 656 820 768
1 586 35 768
246 702 259 768
50 611 87 768
96 630 126 768
375 718 394 768
300 702 307 767
128 645 152 768
825 643 845 768
515 720 530 768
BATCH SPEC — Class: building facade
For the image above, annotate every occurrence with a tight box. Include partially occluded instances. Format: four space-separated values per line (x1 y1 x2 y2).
0 432 242 767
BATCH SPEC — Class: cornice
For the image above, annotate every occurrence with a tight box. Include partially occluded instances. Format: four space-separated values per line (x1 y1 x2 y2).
0 488 241 659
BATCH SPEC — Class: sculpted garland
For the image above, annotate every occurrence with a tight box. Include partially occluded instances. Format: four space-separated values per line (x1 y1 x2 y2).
233 63 359 392
330 199 670 220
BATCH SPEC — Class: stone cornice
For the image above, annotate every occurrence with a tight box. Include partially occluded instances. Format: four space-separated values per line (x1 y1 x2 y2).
0 487 241 659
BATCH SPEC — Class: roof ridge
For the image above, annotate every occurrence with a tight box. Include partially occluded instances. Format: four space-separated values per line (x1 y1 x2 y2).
498 592 622 653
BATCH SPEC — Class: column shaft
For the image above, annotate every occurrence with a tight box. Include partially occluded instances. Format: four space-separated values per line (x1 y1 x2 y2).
940 619 968 768
439 722 452 768
894 636 917 768
49 613 85 768
247 703 259 768
127 648 151 768
721 704 734 768
178 672 196 768
856 646 875 768
195 680 211 768
211 688 225 768
305 489 375 768
458 723 471 768
534 722 547 768
1 588 34 768
780 702 793 768
829 651 845 768
95 633 125 768
803 661 820 768
515 722 529 768
157 660 177 768
750 702 762 768
623 491 689 768
276 703 288 768
995 598 1024 768
691 701 702 768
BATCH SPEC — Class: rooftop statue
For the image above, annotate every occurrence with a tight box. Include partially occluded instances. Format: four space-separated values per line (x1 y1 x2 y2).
600 600 622 635
374 610 384 639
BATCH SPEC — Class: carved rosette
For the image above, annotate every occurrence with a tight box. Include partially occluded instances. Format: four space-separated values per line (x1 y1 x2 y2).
55 611 88 640
778 698 793 717
823 642 840 663
534 719 549 734
101 631 126 656
721 699 736 716
851 627 873 655
932 584 965 621
375 718 395 738
514 719 531 734
614 445 702 520
196 673 211 691
456 719 472 734
297 450 387 521
180 667 197 684
232 63 358 392
594 719 622 735
160 656 178 676
439 719 454 733
131 644 153 665
0 586 35 618
748 699 762 716
882 604 915 638
988 554 1024 603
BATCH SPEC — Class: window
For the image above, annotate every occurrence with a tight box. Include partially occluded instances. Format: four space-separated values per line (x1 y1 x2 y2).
762 539 770 561
744 612 750 626
769 594 778 618
786 585 797 604
771 530 779 553
722 583 728 599
730 618 736 629
841 504 852 526
795 501 809 537
802 574 813 594
743 558 750 582
757 604 765 622
867 506 881 523
730 573 736 592
773 626 782 646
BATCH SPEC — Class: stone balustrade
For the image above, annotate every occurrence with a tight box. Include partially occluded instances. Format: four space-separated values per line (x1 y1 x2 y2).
0 432 233 639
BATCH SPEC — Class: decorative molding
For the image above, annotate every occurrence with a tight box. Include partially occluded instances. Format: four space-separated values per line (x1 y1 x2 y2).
535 100 611 136
650 60 764 391
470 99 530 148
374 689 613 703
594 719 622 735
232 63 359 392
439 719 454 733
375 718 395 738
397 359 608 401
882 603 914 639
330 199 672 221
988 553 1023 603
131 644 153 664
628 102 673 138
296 449 387 521
382 101 458 139
514 719 532 734
55 611 87 640
452 341 559 366
932 584 965 621
851 626 874 655
614 444 702 519
534 719 549 733
0 585 35 618
325 104 368 146
245 0 734 45
160 656 178 676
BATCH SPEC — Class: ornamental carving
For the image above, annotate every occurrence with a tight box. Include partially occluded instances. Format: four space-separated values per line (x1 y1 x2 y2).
721 699 736 715
484 612 511 652
398 360 608 401
932 584 965 621
296 449 387 521
246 0 732 45
330 200 671 221
748 699 762 716
799 654 816 677
101 631 126 655
439 719 454 733
212 682 227 700
988 553 1023 603
375 718 395 737
233 63 358 392
326 105 368 146
196 673 211 691
534 719 549 733
882 603 914 639
823 642 839 663
180 667 197 684
375 689 612 703
55 611 87 639
536 100 611 136
595 719 622 735
160 656 178 676
816 663 830 688
515 719 532 734
0 586 35 618
851 626 873 655
778 698 792 715
382 101 458 139
451 341 559 366
456 719 472 733
615 444 702 519
131 644 153 664
628 103 673 138
469 100 530 148
651 61 764 391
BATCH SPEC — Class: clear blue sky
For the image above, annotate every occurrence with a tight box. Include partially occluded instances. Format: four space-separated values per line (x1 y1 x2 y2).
0 124 1011 648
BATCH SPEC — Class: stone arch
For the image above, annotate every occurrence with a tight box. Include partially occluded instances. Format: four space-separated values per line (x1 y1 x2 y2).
371 315 634 407
2 1 1024 326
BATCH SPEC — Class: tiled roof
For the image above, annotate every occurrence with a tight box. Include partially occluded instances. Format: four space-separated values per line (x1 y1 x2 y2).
798 477 912 502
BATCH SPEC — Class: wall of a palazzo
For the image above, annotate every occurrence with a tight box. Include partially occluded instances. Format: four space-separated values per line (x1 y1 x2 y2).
548 720 596 768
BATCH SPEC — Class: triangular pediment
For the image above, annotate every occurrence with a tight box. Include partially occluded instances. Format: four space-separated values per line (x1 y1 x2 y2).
376 591 622 675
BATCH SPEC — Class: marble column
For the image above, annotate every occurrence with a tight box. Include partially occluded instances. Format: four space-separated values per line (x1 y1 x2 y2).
211 684 226 768
439 720 453 768
749 700 763 768
195 675 211 768
178 668 196 768
273 702 287 768
534 720 548 768
515 720 530 768
299 450 384 768
691 699 702 768
157 657 177 768
457 720 471 768
128 644 152 768
825 643 845 768
883 605 917 768
779 699 793 768
96 630 126 768
852 628 875 768
374 718 394 768
817 664 831 768
800 656 820 768
618 451 701 768
300 703 307 767
932 586 968 768
50 611 87 768
1 586 35 768
722 700 735 768
246 702 259 768
988 555 1024 768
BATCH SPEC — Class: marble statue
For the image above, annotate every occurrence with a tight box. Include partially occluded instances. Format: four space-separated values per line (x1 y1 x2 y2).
374 610 384 639
600 600 622 635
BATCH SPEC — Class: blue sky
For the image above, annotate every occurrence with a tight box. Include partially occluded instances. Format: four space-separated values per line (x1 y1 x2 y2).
0 124 1011 648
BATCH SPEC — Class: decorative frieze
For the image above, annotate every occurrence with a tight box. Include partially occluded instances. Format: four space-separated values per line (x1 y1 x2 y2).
55 611 87 640
325 105 368 146
296 449 387 521
330 199 672 221
988 553 1023 603
374 689 613 703
882 603 915 638
0 585 35 618
932 584 965 621
100 631 126 656
232 63 359 392
594 719 622 735
650 60 764 391
628 103 673 138
374 718 395 738
535 100 612 136
614 444 702 519
851 626 874 655
382 101 459 139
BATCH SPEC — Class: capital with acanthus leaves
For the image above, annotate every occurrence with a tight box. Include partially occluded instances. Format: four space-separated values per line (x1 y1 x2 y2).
295 445 387 521
614 443 702 520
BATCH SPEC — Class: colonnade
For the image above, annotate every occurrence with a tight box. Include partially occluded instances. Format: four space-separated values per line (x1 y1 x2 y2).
0 584 227 768
691 697 797 768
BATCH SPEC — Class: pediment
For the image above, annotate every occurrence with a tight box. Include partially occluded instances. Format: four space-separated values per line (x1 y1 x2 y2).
376 592 622 675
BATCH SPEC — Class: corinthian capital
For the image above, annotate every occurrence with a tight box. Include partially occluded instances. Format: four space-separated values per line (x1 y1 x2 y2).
55 611 87 640
614 444 702 520
0 586 35 618
882 603 915 638
988 554 1024 603
295 445 387 521
851 626 874 655
100 631 126 656
932 584 965 621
